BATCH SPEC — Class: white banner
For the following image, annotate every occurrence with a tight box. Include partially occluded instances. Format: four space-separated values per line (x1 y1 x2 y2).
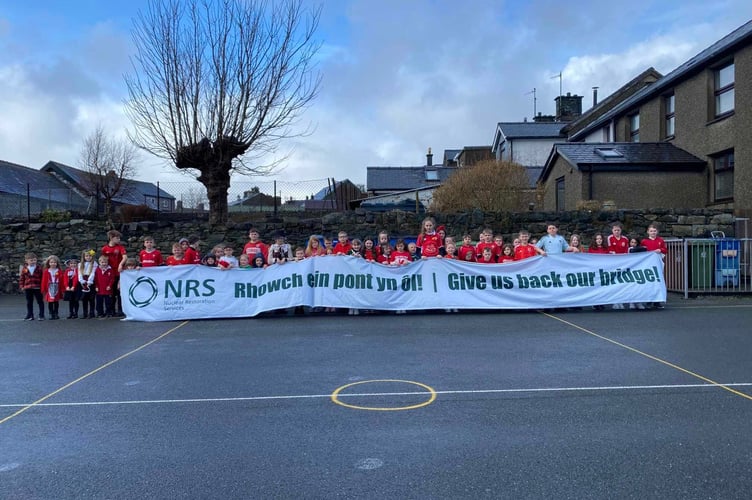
120 253 667 322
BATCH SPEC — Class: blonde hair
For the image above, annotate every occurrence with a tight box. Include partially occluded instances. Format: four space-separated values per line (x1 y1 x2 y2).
44 255 61 268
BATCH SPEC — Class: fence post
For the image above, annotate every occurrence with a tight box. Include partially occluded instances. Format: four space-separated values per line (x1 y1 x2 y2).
157 181 161 215
682 239 689 299
273 180 278 216
26 183 31 224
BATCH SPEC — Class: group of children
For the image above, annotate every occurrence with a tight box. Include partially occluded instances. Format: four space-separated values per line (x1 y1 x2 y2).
19 219 668 319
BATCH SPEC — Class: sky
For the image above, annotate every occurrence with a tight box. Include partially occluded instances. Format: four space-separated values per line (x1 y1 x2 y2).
1 0 751 193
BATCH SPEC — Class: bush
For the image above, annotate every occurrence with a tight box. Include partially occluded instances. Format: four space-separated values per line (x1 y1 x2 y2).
431 160 533 212
119 204 155 223
39 209 72 223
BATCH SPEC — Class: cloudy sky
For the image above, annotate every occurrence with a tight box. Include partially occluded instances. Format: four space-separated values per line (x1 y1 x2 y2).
1 0 750 193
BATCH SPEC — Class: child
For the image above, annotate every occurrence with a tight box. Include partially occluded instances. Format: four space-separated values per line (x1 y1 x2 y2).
182 235 202 265
499 244 515 263
478 247 497 264
94 255 115 317
569 234 583 252
19 252 45 320
348 239 363 257
78 249 97 319
628 237 647 310
251 255 266 269
493 234 505 260
268 234 292 265
536 223 577 255
416 217 442 258
588 233 608 254
239 254 253 269
119 256 139 273
391 239 411 266
101 229 127 316
362 238 377 261
243 228 268 262
514 230 543 260
305 235 326 257
166 243 185 266
444 241 459 260
607 222 630 254
458 234 475 261
475 228 495 260
375 230 393 260
41 255 64 320
293 247 306 262
323 236 334 255
63 257 80 319
407 241 421 261
139 236 163 267
641 223 667 309
333 231 352 255
219 244 239 269
377 245 393 265
202 254 218 267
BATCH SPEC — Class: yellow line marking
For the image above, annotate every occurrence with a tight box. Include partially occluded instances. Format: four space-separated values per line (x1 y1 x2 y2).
541 313 752 402
331 379 437 411
0 321 190 426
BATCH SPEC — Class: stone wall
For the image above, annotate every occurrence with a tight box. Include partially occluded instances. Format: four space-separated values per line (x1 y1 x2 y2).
0 208 738 293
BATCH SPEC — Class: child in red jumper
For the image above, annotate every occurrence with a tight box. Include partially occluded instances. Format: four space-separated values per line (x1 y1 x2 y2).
63 257 80 319
20 252 45 320
94 255 115 317
41 255 64 320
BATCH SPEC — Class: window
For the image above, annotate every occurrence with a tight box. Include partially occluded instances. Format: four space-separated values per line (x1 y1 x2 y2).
556 177 565 211
664 94 675 138
713 150 734 201
714 62 734 117
629 113 640 142
595 148 623 159
601 125 610 142
425 170 438 181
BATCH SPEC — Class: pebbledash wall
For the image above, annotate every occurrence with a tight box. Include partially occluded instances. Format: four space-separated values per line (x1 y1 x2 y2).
0 208 738 293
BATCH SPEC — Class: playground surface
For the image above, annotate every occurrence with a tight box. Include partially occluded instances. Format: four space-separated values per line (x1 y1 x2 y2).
2 293 752 499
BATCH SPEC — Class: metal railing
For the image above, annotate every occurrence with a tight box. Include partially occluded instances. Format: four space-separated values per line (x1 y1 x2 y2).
665 237 751 297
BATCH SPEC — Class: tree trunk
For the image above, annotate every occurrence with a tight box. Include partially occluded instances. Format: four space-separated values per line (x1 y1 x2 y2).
198 161 232 224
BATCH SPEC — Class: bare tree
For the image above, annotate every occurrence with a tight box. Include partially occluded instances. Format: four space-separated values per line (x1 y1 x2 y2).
431 160 533 213
124 0 321 224
79 126 140 225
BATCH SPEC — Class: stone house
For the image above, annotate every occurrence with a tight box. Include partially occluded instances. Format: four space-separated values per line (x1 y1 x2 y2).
541 19 752 216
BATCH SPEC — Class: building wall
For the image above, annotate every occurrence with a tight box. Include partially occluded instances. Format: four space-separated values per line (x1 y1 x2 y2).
505 138 561 167
606 42 752 214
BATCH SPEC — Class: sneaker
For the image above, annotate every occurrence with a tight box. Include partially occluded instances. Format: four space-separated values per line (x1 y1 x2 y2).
654 302 665 310
24 315 33 320
628 303 636 310
38 316 45 321
612 304 624 310
636 303 645 310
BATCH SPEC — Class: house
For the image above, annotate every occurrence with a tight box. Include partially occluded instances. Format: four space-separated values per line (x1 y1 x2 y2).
539 143 706 211
491 121 567 187
366 149 458 197
228 187 278 212
0 160 89 217
545 19 752 216
42 161 176 213
287 179 364 211
455 146 494 168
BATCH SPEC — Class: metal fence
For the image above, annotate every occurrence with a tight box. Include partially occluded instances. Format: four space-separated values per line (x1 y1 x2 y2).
0 189 91 218
665 237 751 297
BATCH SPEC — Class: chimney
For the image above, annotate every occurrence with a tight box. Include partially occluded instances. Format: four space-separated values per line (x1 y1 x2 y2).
555 93 583 122
426 147 433 166
592 86 599 107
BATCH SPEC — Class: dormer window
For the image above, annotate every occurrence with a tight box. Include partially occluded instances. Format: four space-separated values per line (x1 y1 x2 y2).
425 170 438 181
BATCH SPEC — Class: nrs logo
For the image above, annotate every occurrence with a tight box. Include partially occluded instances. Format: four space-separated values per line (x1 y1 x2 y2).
128 276 159 308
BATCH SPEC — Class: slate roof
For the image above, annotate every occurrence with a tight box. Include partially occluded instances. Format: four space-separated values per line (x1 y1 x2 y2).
42 161 175 205
0 160 81 203
497 122 566 139
366 166 458 192
570 19 752 140
540 142 706 182
443 149 461 165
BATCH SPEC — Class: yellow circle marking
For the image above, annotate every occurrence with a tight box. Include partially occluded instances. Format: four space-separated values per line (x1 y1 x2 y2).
331 379 437 411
